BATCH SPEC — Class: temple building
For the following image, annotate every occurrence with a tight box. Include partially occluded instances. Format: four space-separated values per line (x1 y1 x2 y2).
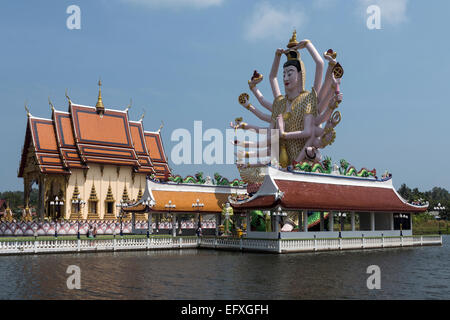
18 82 171 220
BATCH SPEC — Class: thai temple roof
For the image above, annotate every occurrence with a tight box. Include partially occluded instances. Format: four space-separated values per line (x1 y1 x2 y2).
18 86 170 179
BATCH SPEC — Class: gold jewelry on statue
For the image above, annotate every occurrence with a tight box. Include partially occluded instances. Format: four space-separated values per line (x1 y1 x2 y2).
276 51 282 57
245 104 252 110
282 112 291 121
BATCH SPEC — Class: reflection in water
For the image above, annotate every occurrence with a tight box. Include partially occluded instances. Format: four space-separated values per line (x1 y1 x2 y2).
0 236 449 300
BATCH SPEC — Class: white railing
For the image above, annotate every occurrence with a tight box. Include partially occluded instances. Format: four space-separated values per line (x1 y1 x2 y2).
0 235 443 255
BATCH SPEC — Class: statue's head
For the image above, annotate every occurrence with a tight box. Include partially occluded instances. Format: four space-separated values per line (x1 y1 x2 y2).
283 50 305 92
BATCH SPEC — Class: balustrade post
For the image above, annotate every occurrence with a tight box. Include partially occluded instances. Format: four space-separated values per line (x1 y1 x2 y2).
381 234 384 248
339 237 342 250
314 235 317 252
34 240 38 253
362 235 365 249
420 236 423 246
180 237 183 248
240 238 243 251
77 239 81 252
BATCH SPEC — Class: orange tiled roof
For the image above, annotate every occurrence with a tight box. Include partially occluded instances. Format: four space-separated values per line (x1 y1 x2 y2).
144 131 170 179
18 102 171 178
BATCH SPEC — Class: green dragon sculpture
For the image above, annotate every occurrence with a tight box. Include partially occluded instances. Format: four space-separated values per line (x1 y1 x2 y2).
339 159 376 178
293 157 376 178
214 173 245 187
294 156 332 173
168 172 245 186
168 172 205 184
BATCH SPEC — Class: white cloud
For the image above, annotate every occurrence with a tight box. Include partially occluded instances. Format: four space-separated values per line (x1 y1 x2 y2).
120 0 224 9
244 2 307 42
357 0 408 25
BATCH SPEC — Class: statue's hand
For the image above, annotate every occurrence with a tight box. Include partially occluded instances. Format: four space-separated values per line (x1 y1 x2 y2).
291 40 310 51
325 111 342 129
275 48 285 56
323 50 337 65
230 121 247 130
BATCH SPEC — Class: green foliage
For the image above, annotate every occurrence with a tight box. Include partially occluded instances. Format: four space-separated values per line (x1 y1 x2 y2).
398 184 450 219
0 189 38 212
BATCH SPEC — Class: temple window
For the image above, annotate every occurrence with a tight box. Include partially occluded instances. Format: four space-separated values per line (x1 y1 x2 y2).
105 184 115 216
88 183 99 215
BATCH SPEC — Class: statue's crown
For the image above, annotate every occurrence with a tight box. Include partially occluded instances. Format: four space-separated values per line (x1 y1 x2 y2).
286 30 301 62
287 30 299 48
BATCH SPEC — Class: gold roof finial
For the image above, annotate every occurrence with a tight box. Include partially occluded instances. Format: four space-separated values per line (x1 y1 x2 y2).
157 121 164 133
48 97 55 112
138 109 146 122
65 89 72 106
24 101 31 117
95 78 105 115
125 98 132 112
287 29 299 48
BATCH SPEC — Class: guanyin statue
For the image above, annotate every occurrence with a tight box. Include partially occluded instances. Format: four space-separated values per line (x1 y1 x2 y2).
230 30 344 186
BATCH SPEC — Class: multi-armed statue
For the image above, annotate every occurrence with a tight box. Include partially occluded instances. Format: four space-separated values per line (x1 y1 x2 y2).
231 31 344 182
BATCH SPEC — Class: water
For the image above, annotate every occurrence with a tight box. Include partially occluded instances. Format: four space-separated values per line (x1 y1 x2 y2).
0 236 449 299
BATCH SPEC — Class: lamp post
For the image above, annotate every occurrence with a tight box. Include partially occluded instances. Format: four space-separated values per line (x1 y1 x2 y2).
192 199 204 236
116 200 128 237
165 200 176 237
72 195 86 239
50 196 64 238
337 212 347 238
395 213 408 236
434 203 446 235
142 199 154 235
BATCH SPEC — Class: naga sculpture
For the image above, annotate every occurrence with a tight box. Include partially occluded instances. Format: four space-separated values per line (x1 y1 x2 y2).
230 31 344 183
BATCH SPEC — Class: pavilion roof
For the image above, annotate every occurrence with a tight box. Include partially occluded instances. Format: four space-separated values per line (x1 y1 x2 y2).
229 166 428 213
18 100 170 179
123 178 246 214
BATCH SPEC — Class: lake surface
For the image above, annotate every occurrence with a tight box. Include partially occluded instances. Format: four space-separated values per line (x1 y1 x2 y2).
0 236 449 300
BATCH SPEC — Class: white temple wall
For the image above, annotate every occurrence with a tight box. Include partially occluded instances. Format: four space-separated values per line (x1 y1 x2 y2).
64 165 147 219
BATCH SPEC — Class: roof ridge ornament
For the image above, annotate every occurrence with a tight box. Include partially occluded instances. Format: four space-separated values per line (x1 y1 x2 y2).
65 89 72 106
157 121 164 133
138 110 145 122
48 97 55 112
24 101 31 117
95 78 105 116
125 98 132 113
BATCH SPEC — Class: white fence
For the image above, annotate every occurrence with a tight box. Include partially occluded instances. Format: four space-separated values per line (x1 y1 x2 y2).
0 235 442 255
0 237 198 255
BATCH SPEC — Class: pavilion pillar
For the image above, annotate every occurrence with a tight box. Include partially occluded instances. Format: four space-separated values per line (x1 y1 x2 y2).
328 212 334 232
320 212 324 231
390 213 394 230
303 211 308 232
274 212 280 234
370 212 375 231
215 212 220 236
37 176 45 220
351 212 355 231
148 213 153 234
172 213 176 237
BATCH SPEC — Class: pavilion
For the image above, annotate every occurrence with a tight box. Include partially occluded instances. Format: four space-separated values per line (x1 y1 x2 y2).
229 166 428 239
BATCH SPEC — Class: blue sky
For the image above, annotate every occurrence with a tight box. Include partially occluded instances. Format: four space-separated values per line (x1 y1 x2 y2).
0 0 449 192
